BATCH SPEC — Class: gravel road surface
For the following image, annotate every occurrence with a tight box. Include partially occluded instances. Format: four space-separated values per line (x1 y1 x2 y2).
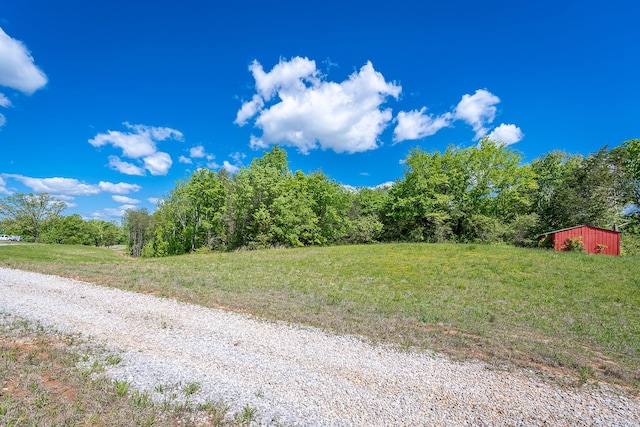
1 267 638 426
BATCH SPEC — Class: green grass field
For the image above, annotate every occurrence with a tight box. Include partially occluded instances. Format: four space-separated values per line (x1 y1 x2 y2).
1 242 639 393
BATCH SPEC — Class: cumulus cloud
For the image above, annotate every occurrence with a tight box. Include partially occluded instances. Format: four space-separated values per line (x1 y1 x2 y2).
0 93 10 107
392 88 522 144
2 174 100 196
104 204 139 218
216 152 245 174
486 123 524 145
0 113 5 128
98 181 141 194
393 108 452 142
250 57 319 101
0 175 142 199
189 145 206 158
148 197 163 206
236 57 401 154
108 156 145 176
453 89 500 140
235 94 264 126
222 160 240 174
143 151 172 176
0 176 10 195
0 28 48 95
374 181 394 189
89 122 183 176
229 152 246 163
112 195 140 204
179 145 218 169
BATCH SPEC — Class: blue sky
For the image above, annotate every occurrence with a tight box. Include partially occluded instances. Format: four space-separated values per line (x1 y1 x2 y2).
1 1 639 220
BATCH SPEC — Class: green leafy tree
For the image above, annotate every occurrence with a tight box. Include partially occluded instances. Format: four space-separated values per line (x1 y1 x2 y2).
269 174 319 247
622 139 640 208
228 147 292 249
462 138 537 221
87 219 124 247
0 193 66 242
345 187 388 244
41 214 93 245
383 146 466 242
151 168 229 255
530 150 583 231
302 171 352 244
384 139 536 243
541 146 632 230
122 208 154 257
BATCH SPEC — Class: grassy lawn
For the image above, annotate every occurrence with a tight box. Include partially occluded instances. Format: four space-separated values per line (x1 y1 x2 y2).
1 242 639 394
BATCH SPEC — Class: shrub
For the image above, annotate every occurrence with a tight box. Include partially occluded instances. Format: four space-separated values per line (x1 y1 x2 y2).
621 232 640 256
538 235 554 249
561 236 584 252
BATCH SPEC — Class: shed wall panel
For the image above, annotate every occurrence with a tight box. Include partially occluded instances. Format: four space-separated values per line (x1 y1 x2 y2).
549 225 620 255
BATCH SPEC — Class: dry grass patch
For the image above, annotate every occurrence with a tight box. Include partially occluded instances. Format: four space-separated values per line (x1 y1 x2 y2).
0 313 256 426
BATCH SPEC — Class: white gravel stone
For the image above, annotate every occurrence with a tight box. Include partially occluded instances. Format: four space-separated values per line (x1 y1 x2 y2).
1 266 638 426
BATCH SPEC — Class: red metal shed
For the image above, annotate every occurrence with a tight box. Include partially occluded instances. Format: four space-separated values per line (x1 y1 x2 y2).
538 225 620 255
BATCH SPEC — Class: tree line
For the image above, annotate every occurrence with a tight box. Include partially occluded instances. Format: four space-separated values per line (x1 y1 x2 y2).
0 193 125 247
2 138 638 256
126 139 640 257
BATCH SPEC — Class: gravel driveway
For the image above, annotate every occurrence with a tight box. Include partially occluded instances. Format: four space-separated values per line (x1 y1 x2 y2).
1 267 638 426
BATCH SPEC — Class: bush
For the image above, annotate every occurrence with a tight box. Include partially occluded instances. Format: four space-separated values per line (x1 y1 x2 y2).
621 232 640 256
538 235 554 249
561 236 584 252
502 213 540 247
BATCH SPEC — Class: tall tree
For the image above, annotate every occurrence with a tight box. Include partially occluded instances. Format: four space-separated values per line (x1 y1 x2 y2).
542 146 632 230
0 193 66 242
87 219 124 247
384 146 466 242
228 147 292 249
41 214 93 245
122 208 154 257
346 186 388 243
384 139 537 242
623 139 640 208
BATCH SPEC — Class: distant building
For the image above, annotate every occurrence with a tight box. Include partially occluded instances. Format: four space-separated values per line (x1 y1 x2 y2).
538 225 620 256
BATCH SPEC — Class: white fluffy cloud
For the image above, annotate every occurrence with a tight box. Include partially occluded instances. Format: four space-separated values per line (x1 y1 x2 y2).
236 57 401 154
2 174 101 195
0 28 48 95
98 181 141 194
0 93 10 107
108 156 145 176
189 145 206 158
234 95 264 126
393 108 452 142
453 89 500 140
222 160 240 174
0 175 142 198
0 176 9 195
112 195 140 204
0 28 47 127
104 204 139 218
142 151 172 176
486 123 524 145
179 145 219 169
89 122 183 176
393 88 523 144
